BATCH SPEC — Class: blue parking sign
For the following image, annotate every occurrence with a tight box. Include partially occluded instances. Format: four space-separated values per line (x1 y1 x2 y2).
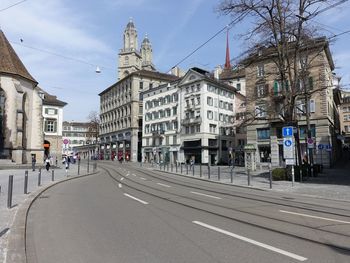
282 126 294 137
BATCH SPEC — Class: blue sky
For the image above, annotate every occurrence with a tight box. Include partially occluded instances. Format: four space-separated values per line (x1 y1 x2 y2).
1 0 350 121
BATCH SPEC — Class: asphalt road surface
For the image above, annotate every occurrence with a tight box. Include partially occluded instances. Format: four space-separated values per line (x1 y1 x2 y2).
26 162 350 263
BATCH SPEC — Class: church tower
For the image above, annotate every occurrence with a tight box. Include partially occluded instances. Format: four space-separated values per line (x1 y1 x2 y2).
118 18 142 80
140 34 155 71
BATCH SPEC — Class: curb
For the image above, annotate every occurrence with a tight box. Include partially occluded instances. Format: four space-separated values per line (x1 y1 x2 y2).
136 165 267 192
5 170 100 263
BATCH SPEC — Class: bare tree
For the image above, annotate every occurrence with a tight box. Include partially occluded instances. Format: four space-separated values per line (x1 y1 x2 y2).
86 111 100 144
218 0 343 167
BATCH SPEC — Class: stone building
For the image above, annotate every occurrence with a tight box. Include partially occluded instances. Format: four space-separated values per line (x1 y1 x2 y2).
99 19 179 162
118 19 155 80
340 90 350 147
0 30 45 163
99 70 178 162
242 37 342 169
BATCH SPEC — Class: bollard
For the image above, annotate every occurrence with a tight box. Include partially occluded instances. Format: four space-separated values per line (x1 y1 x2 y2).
208 164 211 180
247 169 251 186
87 157 90 174
200 164 202 177
38 169 42 186
192 165 195 176
175 163 178 173
230 168 233 184
7 175 13 209
181 164 183 174
186 164 188 175
51 169 55 181
94 162 97 172
269 163 272 189
171 164 173 172
78 159 80 175
24 170 28 194
167 164 169 172
218 166 221 181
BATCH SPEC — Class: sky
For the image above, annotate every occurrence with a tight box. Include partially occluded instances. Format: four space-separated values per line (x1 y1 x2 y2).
0 0 350 122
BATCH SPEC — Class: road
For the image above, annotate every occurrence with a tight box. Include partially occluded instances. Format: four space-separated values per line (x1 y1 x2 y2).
26 162 350 263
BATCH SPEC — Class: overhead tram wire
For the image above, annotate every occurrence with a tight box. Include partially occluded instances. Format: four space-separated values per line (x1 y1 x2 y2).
0 0 28 12
10 40 114 72
168 13 247 72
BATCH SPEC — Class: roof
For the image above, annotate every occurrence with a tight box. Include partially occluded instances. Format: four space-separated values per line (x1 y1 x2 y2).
241 37 335 70
0 30 38 84
219 67 245 80
99 69 179 96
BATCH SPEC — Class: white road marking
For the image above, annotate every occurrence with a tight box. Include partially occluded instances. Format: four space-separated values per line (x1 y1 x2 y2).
192 221 307 262
190 191 222 200
279 210 350 224
140 177 146 180
132 173 137 177
121 177 124 181
157 183 171 188
118 183 122 188
124 193 148 205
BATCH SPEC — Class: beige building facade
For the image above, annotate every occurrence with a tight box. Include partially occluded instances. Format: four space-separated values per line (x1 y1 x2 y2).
243 38 341 169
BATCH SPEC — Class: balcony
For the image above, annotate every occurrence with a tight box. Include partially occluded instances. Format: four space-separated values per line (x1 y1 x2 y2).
181 116 202 125
272 91 285 101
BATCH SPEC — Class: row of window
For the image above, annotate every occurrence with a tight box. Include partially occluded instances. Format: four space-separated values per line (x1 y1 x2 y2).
256 78 314 98
255 99 316 118
206 85 235 99
145 107 177 121
207 97 234 111
207 111 234 123
257 125 316 140
144 135 177 146
344 114 350 121
145 93 178 109
101 105 132 123
63 127 87 131
144 121 178 134
342 106 350 113
62 132 89 137
185 83 201 93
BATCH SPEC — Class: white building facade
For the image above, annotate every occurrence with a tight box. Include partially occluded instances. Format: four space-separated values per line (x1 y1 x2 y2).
141 82 180 163
141 68 245 165
42 91 66 159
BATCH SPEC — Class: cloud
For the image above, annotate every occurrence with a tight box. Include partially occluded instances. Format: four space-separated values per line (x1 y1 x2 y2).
1 0 114 55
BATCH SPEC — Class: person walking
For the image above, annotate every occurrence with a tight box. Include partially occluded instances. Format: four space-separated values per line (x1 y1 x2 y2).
45 157 51 171
31 155 36 171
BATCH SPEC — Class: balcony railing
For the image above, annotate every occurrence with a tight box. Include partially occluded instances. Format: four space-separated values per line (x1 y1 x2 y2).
181 116 202 125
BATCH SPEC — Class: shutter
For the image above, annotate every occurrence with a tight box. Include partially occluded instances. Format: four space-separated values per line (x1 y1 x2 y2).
53 121 57 132
285 80 289 91
308 77 313 90
273 81 278 95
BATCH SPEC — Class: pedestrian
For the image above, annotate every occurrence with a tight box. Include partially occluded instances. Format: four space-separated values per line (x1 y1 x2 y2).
45 157 51 171
31 155 36 171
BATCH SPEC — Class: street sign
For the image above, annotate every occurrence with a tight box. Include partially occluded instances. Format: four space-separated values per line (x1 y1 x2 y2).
318 144 324 150
283 138 294 159
307 138 314 149
63 139 69 145
325 144 332 152
282 126 294 137
285 159 295 165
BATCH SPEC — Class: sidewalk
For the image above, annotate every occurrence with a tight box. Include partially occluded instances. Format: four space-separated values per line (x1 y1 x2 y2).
0 162 93 263
136 161 350 202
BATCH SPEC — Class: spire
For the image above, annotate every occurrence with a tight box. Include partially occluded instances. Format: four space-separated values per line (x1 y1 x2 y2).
224 29 231 69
